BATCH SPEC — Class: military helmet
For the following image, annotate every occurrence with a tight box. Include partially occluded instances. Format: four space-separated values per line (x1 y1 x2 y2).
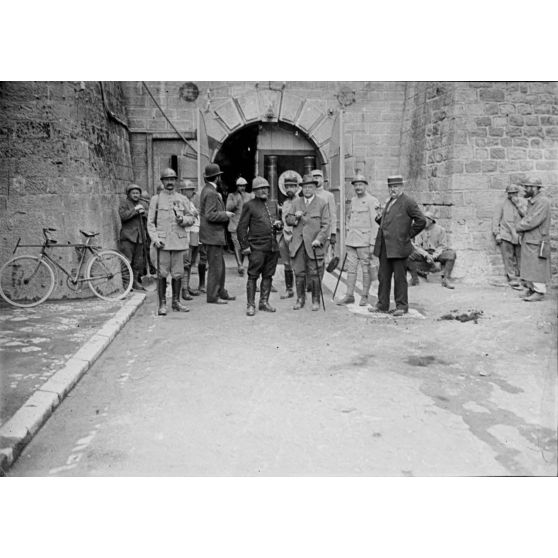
125 183 142 195
178 179 196 191
521 176 543 188
351 174 368 185
160 168 177 180
252 176 270 190
506 184 520 194
236 177 248 186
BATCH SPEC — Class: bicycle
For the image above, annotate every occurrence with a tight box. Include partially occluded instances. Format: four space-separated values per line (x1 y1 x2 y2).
0 228 133 308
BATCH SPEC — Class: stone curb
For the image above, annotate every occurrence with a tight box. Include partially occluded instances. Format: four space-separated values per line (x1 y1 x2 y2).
0 292 145 476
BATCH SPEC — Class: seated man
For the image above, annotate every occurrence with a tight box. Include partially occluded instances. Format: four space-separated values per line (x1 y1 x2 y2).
406 211 456 289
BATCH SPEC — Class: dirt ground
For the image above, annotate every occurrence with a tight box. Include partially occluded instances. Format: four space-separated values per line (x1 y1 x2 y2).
8 262 558 476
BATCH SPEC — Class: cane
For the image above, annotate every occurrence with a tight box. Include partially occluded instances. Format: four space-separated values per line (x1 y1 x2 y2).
139 219 156 291
156 246 161 307
332 251 348 301
312 246 326 311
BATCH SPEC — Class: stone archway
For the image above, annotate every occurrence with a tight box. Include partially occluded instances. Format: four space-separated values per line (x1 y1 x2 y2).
202 89 335 170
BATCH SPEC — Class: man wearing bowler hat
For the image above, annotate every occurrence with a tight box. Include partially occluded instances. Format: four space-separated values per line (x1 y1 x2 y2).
285 173 331 311
369 175 426 317
237 177 282 316
199 163 236 304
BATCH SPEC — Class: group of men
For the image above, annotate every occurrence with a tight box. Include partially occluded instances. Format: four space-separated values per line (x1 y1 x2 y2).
118 164 552 318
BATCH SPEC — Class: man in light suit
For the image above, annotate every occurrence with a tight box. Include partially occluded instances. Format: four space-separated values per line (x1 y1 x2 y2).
199 163 236 304
285 173 331 311
369 175 426 317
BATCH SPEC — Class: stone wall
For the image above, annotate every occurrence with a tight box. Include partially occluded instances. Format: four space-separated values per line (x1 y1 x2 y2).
0 81 133 299
400 81 558 283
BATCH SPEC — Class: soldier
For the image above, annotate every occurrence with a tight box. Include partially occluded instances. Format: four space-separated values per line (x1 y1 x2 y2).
336 174 380 306
277 172 300 299
226 177 250 276
178 179 200 301
369 175 426 316
285 173 331 311
312 168 337 268
199 163 236 304
147 168 195 315
406 211 457 289
237 177 282 317
492 183 526 288
516 177 551 302
118 184 149 291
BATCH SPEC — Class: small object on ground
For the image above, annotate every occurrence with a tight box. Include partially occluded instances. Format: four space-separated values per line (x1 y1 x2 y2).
439 309 483 324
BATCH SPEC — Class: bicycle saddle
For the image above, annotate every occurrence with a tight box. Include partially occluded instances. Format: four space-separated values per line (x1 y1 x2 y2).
80 230 100 237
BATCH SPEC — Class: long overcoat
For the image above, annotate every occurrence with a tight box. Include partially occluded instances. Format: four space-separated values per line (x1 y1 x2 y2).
373 192 426 259
285 196 330 259
516 192 551 283
119 198 148 243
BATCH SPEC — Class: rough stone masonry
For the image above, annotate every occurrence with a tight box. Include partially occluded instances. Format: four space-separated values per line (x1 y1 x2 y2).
0 81 556 298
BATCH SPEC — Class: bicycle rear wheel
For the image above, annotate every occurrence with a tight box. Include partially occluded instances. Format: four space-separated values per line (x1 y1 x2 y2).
0 255 55 307
87 250 132 301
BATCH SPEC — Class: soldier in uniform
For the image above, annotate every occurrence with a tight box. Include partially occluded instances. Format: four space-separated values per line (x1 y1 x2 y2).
147 168 195 315
285 173 331 311
492 183 526 288
516 177 551 302
226 177 250 276
237 177 282 317
118 183 149 291
312 169 337 272
336 174 380 306
178 179 200 301
277 172 300 299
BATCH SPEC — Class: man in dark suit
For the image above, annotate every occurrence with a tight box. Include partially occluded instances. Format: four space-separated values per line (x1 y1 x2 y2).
285 173 331 311
119 183 149 291
369 175 426 317
237 176 282 317
199 163 236 304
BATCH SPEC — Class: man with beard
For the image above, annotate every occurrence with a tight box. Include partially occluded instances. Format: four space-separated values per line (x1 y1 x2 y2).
515 176 551 302
199 163 236 304
147 168 195 315
237 177 282 317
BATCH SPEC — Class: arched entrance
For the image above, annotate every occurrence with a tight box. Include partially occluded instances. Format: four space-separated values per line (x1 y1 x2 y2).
214 121 324 214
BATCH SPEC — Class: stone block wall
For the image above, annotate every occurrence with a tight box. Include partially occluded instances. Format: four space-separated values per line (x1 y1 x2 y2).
0 81 133 299
400 81 558 283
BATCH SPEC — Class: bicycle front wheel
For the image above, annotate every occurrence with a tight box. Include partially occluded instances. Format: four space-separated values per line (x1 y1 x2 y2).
0 255 55 307
87 250 132 301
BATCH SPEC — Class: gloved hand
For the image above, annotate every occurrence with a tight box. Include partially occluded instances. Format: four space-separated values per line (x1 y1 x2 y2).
495 234 502 245
242 247 251 255
311 239 321 248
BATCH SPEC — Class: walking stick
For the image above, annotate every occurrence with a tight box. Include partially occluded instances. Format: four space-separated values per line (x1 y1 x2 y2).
156 246 161 305
312 246 326 311
332 251 348 301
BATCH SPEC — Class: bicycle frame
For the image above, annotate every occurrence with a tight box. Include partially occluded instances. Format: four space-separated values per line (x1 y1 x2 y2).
13 230 102 286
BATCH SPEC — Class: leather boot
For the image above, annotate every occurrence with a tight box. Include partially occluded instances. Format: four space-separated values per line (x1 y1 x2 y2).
246 277 257 316
337 272 356 305
281 269 294 299
259 277 276 312
293 277 306 310
132 272 146 291
157 278 167 316
407 260 419 286
198 264 206 293
441 276 455 289
360 267 372 306
311 278 321 311
171 278 190 312
181 269 193 300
